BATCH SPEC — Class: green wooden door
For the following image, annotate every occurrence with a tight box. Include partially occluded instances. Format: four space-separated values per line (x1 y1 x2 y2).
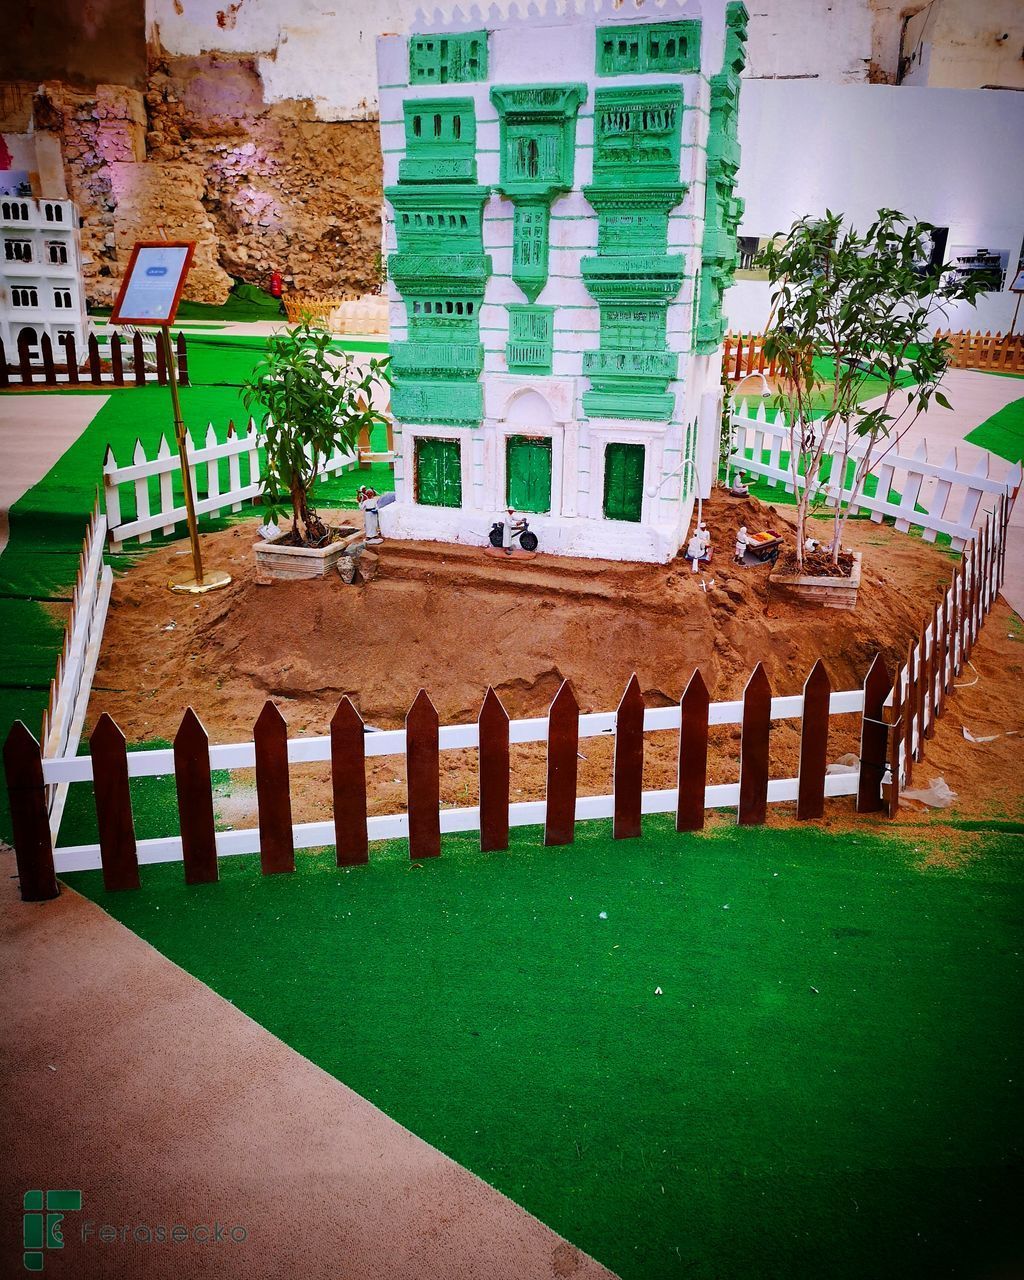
506 435 552 513
415 437 462 508
603 442 645 522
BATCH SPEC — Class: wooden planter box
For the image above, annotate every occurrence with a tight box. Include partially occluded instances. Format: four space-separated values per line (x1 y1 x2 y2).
770 551 862 610
253 527 359 583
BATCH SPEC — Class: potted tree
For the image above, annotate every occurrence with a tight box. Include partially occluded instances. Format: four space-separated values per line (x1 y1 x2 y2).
754 209 987 607
243 319 390 581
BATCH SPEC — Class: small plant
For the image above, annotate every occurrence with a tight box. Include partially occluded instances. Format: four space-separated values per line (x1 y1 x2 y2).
757 209 987 573
243 319 390 546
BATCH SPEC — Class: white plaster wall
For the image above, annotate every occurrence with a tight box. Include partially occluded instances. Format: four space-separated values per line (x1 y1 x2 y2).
725 81 1024 335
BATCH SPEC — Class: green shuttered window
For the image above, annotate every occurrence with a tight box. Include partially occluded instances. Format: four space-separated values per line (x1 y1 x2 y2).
506 435 553 513
603 442 645 522
415 437 463 508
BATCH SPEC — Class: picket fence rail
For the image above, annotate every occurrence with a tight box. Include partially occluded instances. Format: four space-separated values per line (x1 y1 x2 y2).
730 403 1020 550
102 418 359 548
7 650 900 899
0 330 189 390
889 497 1008 791
939 329 1024 374
722 331 779 383
38 499 113 843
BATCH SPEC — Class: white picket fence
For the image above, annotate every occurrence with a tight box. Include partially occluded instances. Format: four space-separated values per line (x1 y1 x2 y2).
102 418 358 549
41 500 113 841
730 404 1021 550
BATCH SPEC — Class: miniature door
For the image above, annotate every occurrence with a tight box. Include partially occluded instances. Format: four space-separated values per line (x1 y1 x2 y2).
603 442 645 522
415 437 462 508
506 435 552 513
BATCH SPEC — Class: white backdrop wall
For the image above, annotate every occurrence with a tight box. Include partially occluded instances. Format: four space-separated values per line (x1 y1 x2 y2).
727 81 1024 334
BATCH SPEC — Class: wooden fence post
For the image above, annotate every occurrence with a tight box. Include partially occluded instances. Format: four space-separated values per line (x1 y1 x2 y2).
133 332 146 386
156 332 168 385
676 669 709 833
3 722 59 901
254 701 294 875
902 639 915 787
915 620 928 759
613 674 644 840
110 333 124 386
478 687 510 853
18 333 33 386
90 713 139 891
544 680 579 847
331 697 368 866
925 604 939 740
87 333 102 384
887 712 903 819
63 335 79 385
406 689 440 860
857 654 891 813
797 659 830 820
40 333 56 385
173 708 218 884
176 332 190 387
738 664 771 826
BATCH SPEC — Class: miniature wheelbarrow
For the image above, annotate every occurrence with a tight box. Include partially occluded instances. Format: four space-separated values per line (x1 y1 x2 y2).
745 529 784 564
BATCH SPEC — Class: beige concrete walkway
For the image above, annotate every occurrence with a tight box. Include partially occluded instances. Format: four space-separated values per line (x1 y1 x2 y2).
861 369 1024 616
0 855 616 1280
0 392 109 554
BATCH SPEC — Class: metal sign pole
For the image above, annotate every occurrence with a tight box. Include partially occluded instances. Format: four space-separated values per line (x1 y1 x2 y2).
161 326 231 595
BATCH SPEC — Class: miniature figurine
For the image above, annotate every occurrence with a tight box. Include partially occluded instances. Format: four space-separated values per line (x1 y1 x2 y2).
729 471 750 497
501 507 525 555
686 528 704 573
358 486 384 544
734 525 750 564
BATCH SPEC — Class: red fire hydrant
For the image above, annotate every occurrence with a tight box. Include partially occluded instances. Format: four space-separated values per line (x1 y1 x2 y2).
269 270 283 299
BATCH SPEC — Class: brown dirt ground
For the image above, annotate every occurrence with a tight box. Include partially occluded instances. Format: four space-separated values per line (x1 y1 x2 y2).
87 490 1024 835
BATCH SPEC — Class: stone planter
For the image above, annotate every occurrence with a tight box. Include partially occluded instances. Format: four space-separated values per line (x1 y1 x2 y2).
769 551 862 610
253 527 359 583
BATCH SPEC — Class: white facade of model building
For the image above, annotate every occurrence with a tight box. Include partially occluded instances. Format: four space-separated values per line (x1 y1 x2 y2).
0 197 90 362
376 0 740 562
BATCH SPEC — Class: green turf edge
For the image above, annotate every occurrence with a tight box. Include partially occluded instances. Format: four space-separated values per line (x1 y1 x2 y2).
63 816 1024 1280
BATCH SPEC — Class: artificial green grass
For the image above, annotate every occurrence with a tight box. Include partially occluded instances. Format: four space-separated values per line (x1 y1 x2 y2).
65 818 1024 1280
965 395 1024 463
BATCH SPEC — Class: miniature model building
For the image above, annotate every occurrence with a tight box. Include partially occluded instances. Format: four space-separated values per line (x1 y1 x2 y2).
0 197 90 363
376 0 747 561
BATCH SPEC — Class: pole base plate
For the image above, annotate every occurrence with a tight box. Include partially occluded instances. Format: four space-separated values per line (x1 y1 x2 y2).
168 568 232 595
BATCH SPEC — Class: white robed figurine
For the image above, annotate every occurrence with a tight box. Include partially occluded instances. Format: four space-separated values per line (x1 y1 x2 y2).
358 486 383 544
734 525 750 564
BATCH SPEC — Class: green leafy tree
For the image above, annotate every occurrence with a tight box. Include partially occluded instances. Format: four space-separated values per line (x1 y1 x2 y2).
243 319 390 546
757 209 987 571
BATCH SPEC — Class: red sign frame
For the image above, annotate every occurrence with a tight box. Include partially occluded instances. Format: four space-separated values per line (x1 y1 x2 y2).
110 241 196 327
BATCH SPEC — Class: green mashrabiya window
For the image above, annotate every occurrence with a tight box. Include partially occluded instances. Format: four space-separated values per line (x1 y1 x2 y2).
415 436 463 508
603 441 645 522
506 435 552 513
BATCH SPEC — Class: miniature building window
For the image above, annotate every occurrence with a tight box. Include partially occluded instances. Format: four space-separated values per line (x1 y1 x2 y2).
600 305 666 350
400 98 477 183
415 436 462 508
43 202 64 222
46 241 68 264
409 31 488 84
592 87 684 179
4 239 32 262
603 442 645 523
2 201 30 221
596 21 701 75
12 286 39 307
506 305 554 374
54 288 73 309
506 435 552 513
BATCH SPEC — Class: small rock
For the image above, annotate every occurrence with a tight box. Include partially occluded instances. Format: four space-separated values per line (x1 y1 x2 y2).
337 556 357 585
357 551 380 583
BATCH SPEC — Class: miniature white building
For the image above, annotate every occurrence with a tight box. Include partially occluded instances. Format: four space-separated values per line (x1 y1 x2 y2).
0 197 90 364
376 0 747 562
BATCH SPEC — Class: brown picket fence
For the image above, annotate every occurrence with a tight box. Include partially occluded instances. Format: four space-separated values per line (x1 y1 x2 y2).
3 498 1011 902
938 329 1024 374
0 330 189 389
723 331 779 383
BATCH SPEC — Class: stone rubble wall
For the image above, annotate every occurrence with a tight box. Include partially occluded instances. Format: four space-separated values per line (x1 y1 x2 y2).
3 45 384 306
